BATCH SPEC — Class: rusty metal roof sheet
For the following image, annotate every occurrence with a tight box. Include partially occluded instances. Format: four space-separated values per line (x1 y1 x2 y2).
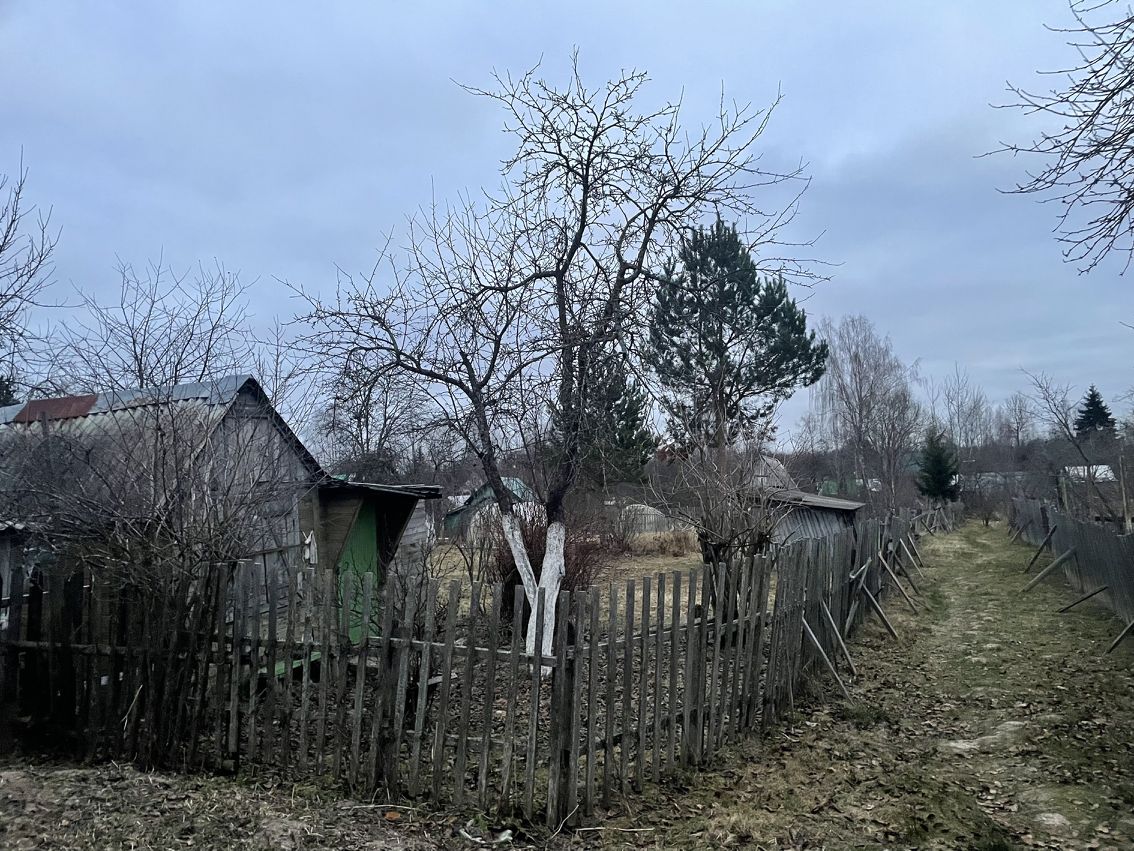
10 394 97 423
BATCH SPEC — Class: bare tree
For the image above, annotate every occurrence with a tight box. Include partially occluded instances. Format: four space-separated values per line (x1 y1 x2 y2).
812 316 922 508
1000 0 1134 271
942 365 993 452
55 258 254 392
302 58 805 655
996 391 1036 449
1026 369 1119 519
0 163 56 385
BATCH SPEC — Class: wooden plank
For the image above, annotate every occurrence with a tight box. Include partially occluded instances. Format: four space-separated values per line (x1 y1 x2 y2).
635 576 650 791
668 570 681 769
719 558 741 746
584 586 599 816
297 603 314 773
900 537 925 576
348 573 375 790
522 589 545 821
652 572 664 783
565 590 585 825
546 589 570 827
680 569 696 768
453 582 481 804
878 551 918 614
620 580 635 794
314 565 333 775
1023 548 1077 592
601 584 616 808
279 555 299 771
1106 619 1134 654
1024 525 1059 573
1058 585 1109 613
263 565 280 765
409 581 438 799
0 564 26 755
706 563 724 759
860 585 899 639
727 555 752 742
802 617 850 699
212 566 231 766
367 576 397 792
431 580 461 802
226 564 248 763
821 599 857 678
475 584 501 808
330 571 354 781
246 580 264 766
693 563 711 763
82 570 99 763
392 580 424 798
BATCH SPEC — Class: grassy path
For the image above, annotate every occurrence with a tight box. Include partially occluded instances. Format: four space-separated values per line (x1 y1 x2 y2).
581 522 1134 850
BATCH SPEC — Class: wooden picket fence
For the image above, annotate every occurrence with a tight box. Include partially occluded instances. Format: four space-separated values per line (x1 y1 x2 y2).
0 506 953 827
1011 497 1134 653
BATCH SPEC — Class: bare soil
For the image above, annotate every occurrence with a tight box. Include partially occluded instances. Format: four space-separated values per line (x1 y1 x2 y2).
573 522 1134 849
4 523 1132 850
0 763 447 850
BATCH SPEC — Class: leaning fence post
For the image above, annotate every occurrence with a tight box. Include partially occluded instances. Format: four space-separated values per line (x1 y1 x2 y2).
1022 548 1077 593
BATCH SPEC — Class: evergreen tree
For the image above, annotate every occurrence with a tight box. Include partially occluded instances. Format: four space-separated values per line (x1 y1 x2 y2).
549 346 656 489
0 373 16 407
646 218 827 449
1073 384 1116 438
916 430 960 503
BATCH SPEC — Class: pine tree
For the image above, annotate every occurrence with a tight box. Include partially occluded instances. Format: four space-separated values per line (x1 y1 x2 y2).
0 373 16 407
916 430 960 504
646 218 827 449
549 346 656 489
1073 385 1116 438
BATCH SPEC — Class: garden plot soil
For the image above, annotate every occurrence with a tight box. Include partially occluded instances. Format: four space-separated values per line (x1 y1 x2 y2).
577 523 1134 850
0 763 446 850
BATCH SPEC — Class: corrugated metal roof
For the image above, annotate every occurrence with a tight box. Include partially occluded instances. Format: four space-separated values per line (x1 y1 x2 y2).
766 488 865 512
320 480 442 500
0 375 324 498
0 375 255 425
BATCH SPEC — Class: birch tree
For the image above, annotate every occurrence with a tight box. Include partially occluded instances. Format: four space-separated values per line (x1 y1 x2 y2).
813 315 922 507
302 58 806 656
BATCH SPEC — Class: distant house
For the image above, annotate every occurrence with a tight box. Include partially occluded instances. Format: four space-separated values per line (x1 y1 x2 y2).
0 375 439 632
1064 464 1116 483
442 477 536 539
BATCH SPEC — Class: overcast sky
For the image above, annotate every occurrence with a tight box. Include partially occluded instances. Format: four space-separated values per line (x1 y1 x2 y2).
3 1 1131 435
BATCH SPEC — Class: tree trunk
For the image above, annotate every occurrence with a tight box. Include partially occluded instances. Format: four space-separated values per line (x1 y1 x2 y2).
524 521 565 666
500 511 538 608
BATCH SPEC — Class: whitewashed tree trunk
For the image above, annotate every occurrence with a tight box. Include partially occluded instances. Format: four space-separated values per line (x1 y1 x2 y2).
500 510 538 606
525 520 565 666
500 512 565 666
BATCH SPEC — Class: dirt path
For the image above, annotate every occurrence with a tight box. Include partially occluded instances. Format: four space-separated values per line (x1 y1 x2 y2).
581 522 1134 850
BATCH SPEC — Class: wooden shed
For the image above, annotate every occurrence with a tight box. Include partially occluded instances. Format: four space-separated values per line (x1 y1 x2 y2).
767 489 865 543
0 376 440 634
